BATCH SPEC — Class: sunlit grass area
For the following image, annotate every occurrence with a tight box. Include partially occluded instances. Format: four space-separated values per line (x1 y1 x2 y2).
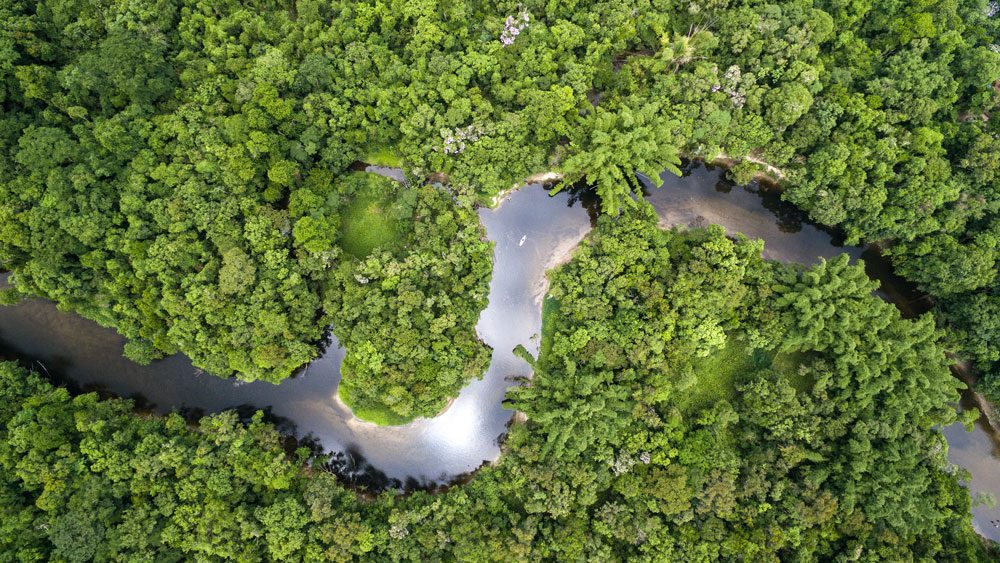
539 296 560 360
678 337 759 413
364 146 404 168
341 188 405 259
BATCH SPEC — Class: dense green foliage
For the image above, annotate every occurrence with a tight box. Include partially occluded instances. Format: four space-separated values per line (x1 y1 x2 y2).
3 0 1000 556
0 0 509 396
1 210 994 560
332 177 492 424
3 0 1000 402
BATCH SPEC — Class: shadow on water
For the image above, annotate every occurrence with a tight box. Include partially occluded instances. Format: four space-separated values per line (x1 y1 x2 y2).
560 181 601 226
320 447 401 491
942 380 1000 540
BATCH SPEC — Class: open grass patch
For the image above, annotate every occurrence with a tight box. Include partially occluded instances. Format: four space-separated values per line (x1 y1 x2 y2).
678 341 813 414
773 349 813 393
364 146 404 168
341 185 405 259
678 337 759 414
539 296 561 360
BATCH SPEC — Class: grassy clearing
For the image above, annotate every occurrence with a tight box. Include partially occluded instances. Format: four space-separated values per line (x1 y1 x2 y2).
341 188 405 259
774 349 812 393
678 337 757 413
364 146 404 168
338 384 417 426
539 296 560 360
679 339 812 414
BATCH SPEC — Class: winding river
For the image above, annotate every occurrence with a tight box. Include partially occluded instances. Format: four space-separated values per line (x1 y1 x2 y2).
1 163 998 538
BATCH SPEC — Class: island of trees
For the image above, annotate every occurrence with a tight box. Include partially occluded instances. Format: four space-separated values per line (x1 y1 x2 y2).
2 0 1000 559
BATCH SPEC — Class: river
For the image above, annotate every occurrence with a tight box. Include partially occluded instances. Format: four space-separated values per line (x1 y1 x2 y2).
0 163 998 537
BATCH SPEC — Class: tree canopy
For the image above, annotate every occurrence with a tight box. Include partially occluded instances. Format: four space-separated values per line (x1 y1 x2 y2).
331 176 492 423
2 0 1000 557
3 0 1000 406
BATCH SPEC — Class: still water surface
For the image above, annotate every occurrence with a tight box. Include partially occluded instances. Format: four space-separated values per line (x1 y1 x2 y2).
1 163 997 537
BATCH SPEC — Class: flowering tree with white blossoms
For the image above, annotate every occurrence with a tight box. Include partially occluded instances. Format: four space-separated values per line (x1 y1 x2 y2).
500 7 530 46
440 124 483 155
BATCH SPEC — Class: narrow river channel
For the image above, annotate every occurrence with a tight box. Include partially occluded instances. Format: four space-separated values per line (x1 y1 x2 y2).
1 163 998 538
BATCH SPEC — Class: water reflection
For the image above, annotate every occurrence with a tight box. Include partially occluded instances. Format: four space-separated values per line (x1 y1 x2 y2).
639 164 861 265
941 390 1000 541
0 183 593 487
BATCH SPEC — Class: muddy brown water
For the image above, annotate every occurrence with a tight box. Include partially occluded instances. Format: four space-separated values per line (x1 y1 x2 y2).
1 163 997 539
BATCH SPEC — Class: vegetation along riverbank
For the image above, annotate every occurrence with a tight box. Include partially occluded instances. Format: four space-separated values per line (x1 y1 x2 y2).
2 0 1000 559
2 205 996 559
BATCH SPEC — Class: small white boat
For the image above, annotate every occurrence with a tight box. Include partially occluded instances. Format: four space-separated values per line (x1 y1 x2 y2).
518 235 527 247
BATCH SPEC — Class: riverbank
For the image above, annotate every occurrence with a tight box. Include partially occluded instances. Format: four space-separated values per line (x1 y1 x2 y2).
338 385 458 428
707 151 786 185
490 170 566 207
399 149 785 211
953 359 1000 432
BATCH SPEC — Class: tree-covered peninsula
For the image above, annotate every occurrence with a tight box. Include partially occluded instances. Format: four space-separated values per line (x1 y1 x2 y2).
331 174 492 424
